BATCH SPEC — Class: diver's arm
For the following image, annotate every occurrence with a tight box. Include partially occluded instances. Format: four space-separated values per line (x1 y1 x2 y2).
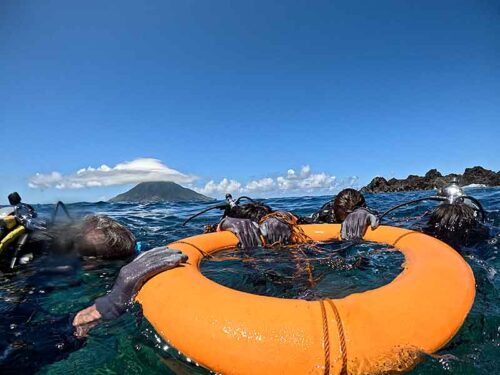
259 216 293 245
72 247 187 334
218 216 262 248
341 208 379 240
219 214 296 247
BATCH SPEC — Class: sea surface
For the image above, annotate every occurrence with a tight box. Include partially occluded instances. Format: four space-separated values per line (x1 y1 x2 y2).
0 188 498 374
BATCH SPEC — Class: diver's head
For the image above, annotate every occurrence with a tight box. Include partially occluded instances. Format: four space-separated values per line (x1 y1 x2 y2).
438 177 464 204
8 192 21 206
333 188 366 222
426 203 481 247
72 215 136 259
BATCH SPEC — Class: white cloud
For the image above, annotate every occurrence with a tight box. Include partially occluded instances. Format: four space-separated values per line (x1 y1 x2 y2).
28 158 197 189
195 165 358 197
28 159 358 198
274 165 338 193
244 177 275 192
28 172 63 189
194 178 242 196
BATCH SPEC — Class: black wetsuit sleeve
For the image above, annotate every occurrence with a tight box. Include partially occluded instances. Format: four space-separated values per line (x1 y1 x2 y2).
95 247 187 320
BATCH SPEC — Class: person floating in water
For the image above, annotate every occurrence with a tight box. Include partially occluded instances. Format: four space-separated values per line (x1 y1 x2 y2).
425 179 488 247
1 197 136 269
1 208 188 373
184 188 379 248
302 188 379 240
66 217 187 335
1 195 186 321
37 215 187 328
379 178 489 248
0 192 47 268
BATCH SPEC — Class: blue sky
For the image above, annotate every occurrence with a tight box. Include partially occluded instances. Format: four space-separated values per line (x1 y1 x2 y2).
1 0 499 203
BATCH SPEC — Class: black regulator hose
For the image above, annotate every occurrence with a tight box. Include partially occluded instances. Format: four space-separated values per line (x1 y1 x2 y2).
51 201 73 224
182 195 264 226
378 196 446 222
182 203 229 226
235 196 259 205
456 195 487 223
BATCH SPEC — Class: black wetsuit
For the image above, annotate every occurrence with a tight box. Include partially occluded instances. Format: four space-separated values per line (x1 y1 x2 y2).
0 255 84 374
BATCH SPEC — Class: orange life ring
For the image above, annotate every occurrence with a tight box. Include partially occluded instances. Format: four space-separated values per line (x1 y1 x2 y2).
136 224 475 374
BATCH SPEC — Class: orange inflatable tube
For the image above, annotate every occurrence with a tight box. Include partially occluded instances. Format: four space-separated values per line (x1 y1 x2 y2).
136 225 475 374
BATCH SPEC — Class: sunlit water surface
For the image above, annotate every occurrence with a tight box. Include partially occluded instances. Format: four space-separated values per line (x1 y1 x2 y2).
0 188 498 374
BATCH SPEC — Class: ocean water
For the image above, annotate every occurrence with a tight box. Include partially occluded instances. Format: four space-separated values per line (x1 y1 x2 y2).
0 188 498 374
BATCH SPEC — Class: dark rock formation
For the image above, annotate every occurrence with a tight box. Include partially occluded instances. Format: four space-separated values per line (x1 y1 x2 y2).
462 167 500 185
361 166 500 193
109 181 213 203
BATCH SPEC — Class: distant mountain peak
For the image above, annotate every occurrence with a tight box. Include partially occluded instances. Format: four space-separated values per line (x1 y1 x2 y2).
109 181 213 203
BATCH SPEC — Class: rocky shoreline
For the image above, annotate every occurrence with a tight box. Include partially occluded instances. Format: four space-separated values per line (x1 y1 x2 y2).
361 166 500 193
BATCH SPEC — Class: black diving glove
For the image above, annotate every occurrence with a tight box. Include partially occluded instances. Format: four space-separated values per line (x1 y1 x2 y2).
95 246 188 320
259 217 292 245
219 216 261 249
341 208 379 240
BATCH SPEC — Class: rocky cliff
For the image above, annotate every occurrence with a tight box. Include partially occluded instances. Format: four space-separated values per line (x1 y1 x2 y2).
361 166 499 193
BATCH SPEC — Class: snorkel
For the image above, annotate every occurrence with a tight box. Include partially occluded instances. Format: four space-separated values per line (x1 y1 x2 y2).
379 178 486 223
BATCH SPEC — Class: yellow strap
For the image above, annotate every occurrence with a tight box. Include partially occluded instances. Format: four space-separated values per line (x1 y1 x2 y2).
0 225 26 254
4 215 17 230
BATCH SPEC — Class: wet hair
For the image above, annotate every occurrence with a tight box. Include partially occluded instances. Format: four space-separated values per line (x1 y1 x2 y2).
72 215 136 259
310 188 366 224
8 192 21 206
333 188 366 222
224 202 273 222
425 203 484 247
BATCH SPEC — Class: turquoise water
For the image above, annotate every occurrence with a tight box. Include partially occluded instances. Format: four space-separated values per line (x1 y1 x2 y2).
0 187 498 374
201 242 404 300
